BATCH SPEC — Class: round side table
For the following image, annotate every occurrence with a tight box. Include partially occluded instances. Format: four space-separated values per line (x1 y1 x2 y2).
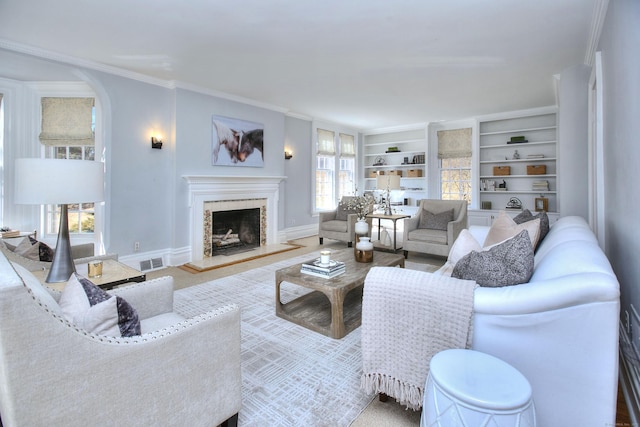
421 349 536 427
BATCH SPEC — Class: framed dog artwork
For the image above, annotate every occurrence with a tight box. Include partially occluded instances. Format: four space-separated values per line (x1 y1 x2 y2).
212 115 264 167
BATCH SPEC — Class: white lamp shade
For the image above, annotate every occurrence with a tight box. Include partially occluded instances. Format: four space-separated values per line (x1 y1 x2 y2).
14 158 104 205
376 174 401 191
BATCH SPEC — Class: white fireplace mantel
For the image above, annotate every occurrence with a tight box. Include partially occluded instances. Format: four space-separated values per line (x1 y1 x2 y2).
183 175 286 262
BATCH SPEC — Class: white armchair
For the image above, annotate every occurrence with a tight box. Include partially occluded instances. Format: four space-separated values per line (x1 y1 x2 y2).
318 196 373 247
0 253 242 427
402 199 468 258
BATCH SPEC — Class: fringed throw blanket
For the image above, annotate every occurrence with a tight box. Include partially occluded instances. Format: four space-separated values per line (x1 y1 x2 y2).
361 266 478 410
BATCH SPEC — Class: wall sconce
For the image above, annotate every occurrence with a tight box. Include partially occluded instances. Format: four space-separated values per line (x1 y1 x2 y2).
284 150 293 160
151 136 163 149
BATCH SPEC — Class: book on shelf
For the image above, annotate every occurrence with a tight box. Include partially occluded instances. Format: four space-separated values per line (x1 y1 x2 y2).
532 180 550 191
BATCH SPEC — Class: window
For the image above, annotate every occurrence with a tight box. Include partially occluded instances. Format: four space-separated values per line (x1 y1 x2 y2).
438 128 472 203
441 157 472 202
40 97 97 236
314 127 357 211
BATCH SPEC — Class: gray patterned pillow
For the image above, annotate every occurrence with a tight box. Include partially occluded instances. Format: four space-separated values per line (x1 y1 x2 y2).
419 209 454 230
452 230 534 287
514 209 549 245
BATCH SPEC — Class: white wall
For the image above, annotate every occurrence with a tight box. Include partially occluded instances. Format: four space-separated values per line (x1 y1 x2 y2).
598 0 640 330
557 63 591 218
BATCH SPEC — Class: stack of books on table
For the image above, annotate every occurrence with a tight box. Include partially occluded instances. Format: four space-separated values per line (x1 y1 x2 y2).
300 258 346 278
532 180 550 191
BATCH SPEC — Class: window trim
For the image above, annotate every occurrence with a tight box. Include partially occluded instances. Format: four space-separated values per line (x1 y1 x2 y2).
312 121 359 214
28 82 104 249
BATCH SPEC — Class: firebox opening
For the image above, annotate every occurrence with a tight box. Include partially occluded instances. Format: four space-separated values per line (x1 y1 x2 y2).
212 208 261 256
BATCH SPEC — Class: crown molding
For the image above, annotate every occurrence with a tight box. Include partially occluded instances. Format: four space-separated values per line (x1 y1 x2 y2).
0 39 291 115
584 0 610 66
0 39 173 89
172 80 289 114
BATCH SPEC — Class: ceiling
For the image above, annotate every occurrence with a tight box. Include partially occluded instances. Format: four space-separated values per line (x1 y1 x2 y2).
0 0 597 130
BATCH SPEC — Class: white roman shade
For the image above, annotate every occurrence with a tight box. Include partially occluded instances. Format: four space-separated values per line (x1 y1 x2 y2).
339 133 355 157
317 129 336 155
437 128 472 159
39 97 95 146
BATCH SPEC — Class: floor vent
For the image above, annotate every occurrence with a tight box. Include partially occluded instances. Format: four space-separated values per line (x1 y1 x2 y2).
140 257 164 271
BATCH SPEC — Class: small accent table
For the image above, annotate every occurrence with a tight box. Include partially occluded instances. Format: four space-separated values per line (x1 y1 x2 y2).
34 259 146 291
366 213 411 252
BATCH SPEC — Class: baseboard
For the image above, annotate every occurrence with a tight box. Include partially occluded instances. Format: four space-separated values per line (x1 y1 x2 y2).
283 223 318 241
619 320 640 425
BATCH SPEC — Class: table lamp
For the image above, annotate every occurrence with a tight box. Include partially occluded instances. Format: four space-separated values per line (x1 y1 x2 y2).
376 174 401 215
14 159 104 283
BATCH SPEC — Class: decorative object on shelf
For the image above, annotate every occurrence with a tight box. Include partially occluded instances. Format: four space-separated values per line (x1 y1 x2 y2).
373 156 386 166
507 136 529 144
386 146 400 153
376 175 401 215
387 170 402 177
481 201 492 210
403 157 409 164
412 154 425 164
513 150 520 159
355 237 374 263
527 165 547 175
535 196 549 212
496 180 507 191
493 166 511 176
407 169 423 177
506 197 523 210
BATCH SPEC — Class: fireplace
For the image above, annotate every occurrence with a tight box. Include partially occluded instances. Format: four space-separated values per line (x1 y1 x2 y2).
184 175 285 262
211 207 261 255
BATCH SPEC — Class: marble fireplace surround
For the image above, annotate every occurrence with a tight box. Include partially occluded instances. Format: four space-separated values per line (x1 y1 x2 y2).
184 176 285 262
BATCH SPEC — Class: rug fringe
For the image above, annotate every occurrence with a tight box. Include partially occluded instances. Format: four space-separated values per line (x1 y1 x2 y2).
361 373 423 410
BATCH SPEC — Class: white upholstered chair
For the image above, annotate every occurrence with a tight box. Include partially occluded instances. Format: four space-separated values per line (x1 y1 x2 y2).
0 253 242 427
402 199 468 258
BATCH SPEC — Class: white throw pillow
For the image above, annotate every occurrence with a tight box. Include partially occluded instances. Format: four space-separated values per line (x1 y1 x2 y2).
483 211 540 248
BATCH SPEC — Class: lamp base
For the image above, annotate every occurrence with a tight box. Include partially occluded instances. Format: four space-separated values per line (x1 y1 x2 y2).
45 204 76 283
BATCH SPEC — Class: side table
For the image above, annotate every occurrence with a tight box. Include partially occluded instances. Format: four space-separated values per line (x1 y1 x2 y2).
366 213 411 252
34 259 146 291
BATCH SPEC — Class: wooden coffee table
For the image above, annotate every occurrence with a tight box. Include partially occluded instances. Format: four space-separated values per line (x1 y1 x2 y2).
275 249 404 339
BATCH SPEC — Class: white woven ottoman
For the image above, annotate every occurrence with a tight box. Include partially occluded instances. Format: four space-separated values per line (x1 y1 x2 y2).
421 349 536 427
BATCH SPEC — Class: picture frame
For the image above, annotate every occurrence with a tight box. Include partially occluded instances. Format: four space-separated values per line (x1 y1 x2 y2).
212 115 264 167
535 197 549 212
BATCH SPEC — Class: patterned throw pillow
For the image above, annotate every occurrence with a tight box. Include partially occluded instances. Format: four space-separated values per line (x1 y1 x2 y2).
452 230 534 287
419 209 454 231
59 273 141 337
513 209 550 245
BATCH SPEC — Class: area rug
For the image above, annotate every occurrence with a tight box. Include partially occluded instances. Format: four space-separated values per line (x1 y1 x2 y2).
172 253 374 427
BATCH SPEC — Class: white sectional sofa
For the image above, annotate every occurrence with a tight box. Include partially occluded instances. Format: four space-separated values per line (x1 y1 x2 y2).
362 215 620 427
